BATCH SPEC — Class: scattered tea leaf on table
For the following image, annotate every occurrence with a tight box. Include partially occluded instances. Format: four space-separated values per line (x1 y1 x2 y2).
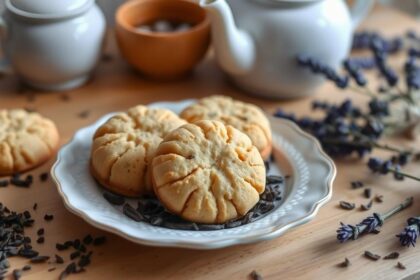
364 251 381 261
384 252 399 260
340 201 355 210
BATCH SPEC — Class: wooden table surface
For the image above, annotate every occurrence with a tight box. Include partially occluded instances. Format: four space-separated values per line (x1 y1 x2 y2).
1 4 420 280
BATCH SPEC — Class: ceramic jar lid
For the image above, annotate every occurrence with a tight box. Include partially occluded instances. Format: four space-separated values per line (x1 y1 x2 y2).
6 0 93 19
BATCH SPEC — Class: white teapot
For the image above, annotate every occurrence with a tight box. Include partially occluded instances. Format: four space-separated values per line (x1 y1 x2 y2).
200 0 375 99
0 0 106 91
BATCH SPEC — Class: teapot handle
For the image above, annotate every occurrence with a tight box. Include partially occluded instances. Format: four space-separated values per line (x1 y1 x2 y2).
0 15 12 74
348 0 375 30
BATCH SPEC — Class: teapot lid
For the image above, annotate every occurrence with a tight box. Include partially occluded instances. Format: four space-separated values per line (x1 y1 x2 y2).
6 0 93 19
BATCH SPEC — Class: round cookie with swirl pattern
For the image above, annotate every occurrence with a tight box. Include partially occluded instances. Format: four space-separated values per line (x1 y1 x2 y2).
90 105 186 197
180 95 272 159
152 120 266 224
0 109 59 175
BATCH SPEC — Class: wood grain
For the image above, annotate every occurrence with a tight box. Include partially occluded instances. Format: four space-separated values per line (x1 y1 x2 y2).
1 4 420 280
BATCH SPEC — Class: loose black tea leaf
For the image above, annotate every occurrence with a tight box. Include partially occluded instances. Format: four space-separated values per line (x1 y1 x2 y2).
33 203 38 210
123 203 145 222
22 265 31 271
250 270 264 280
340 201 356 210
364 188 372 199
64 262 77 275
36 237 45 244
103 192 125 206
10 176 31 188
48 267 56 272
64 241 74 247
351 181 364 189
364 251 381 261
361 200 373 211
73 239 81 250
18 248 39 259
266 175 284 185
44 214 54 221
37 228 45 236
78 253 92 267
56 243 68 251
79 244 87 253
55 254 64 264
397 262 406 269
338 257 351 267
60 262 77 279
60 94 70 102
39 173 49 182
83 235 93 245
93 236 106 246
78 110 91 119
30 256 50 263
70 251 80 260
375 195 384 203
384 252 399 260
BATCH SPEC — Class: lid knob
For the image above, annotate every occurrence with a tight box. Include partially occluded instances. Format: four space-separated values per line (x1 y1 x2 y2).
8 0 91 15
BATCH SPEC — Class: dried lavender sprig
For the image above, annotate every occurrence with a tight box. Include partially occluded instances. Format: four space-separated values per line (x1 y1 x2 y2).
397 217 420 247
368 157 420 182
337 197 413 242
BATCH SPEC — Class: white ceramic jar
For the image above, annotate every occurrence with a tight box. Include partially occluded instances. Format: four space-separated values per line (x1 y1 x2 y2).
0 0 106 91
201 0 375 99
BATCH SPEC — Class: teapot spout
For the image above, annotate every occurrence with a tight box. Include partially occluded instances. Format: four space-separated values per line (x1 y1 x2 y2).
200 0 255 75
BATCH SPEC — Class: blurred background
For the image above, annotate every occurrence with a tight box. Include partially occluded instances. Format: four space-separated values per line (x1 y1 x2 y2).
0 0 419 25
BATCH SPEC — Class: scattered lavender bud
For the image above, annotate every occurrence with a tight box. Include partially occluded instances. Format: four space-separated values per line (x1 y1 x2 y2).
397 217 420 247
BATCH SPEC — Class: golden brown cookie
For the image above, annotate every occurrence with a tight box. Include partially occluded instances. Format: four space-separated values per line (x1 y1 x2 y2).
90 105 186 197
180 96 272 159
0 109 59 175
152 120 266 224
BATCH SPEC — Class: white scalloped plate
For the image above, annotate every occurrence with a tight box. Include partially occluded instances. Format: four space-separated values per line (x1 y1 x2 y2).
51 100 336 249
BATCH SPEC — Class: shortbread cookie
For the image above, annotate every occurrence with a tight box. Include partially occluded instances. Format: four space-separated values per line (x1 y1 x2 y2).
152 120 266 224
91 105 186 197
180 96 272 159
0 109 59 175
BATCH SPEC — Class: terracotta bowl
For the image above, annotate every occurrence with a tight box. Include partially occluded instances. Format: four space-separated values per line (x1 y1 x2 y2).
115 0 211 80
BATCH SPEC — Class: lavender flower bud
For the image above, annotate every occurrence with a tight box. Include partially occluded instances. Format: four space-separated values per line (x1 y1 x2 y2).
337 223 358 243
397 225 418 247
397 217 420 247
358 213 384 233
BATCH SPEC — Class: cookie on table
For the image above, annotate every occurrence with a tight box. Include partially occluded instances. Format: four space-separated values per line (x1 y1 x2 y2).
90 105 186 197
0 109 59 175
152 120 266 224
180 95 272 159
